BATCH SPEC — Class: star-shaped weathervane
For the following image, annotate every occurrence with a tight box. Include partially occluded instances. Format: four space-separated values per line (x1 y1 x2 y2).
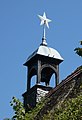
38 12 51 28
38 12 51 45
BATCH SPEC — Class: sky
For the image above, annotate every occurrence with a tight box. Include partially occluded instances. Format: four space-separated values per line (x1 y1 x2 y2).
0 0 82 119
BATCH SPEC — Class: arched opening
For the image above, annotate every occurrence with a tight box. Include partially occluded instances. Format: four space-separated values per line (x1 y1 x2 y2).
50 73 56 87
40 82 45 86
30 75 37 88
41 66 56 87
28 67 37 88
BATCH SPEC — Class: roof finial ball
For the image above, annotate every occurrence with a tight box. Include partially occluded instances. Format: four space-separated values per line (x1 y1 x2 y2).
38 12 51 46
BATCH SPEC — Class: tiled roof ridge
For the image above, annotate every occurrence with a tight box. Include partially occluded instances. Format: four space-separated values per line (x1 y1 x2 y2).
46 65 82 98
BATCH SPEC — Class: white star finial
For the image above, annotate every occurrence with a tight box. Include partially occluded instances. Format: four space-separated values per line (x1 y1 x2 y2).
38 12 51 28
38 12 51 46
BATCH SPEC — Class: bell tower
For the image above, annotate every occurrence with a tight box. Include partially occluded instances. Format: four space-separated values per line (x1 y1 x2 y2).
22 12 64 111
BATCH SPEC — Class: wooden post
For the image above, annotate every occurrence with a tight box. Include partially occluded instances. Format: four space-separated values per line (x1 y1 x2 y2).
37 60 41 84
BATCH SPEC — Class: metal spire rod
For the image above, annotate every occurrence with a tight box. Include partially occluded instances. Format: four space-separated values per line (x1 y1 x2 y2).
43 23 46 39
38 12 51 46
42 23 47 45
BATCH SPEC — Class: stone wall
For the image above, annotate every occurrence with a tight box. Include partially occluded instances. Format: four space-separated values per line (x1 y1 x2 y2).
22 84 52 110
37 88 49 102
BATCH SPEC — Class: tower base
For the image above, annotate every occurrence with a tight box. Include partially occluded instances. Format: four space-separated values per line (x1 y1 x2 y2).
22 84 52 111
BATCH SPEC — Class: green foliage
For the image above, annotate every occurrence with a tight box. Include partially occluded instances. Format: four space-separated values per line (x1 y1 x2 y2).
10 97 25 120
10 96 45 120
25 97 45 120
74 41 82 57
10 93 82 120
57 95 82 120
43 94 82 120
10 85 82 120
24 92 82 120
